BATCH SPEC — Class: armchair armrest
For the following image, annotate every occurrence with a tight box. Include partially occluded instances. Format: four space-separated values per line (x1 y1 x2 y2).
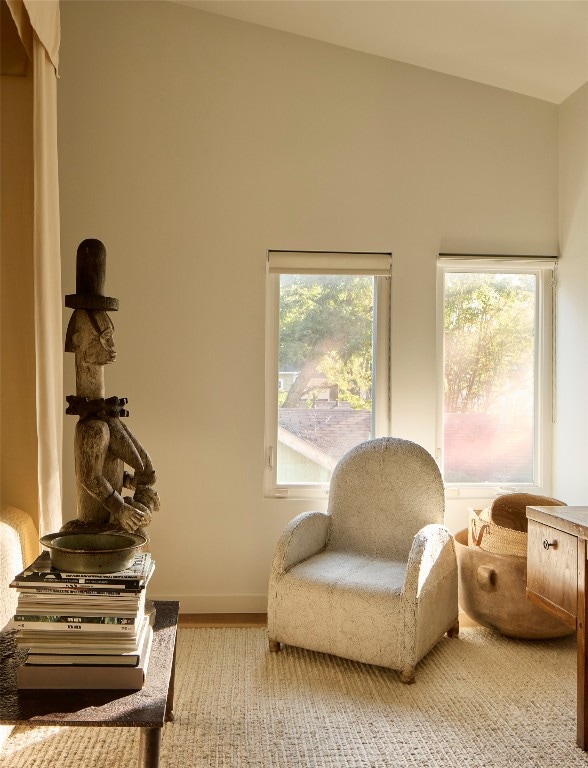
402 523 456 602
270 511 330 578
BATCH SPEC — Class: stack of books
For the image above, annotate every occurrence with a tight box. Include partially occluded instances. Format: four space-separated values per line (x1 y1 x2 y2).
10 550 155 690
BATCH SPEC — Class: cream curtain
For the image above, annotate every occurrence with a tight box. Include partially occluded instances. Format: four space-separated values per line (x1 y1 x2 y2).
6 0 62 536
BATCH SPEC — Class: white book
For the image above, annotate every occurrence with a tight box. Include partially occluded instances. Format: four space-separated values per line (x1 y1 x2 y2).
17 627 154 689
14 591 147 618
18 589 140 598
15 611 154 653
24 623 153 667
14 621 139 635
16 591 145 610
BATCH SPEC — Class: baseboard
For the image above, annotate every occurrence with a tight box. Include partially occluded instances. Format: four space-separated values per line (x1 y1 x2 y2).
150 593 268 613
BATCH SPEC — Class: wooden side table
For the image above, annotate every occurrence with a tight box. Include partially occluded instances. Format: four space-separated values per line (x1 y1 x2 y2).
526 506 588 750
0 600 179 768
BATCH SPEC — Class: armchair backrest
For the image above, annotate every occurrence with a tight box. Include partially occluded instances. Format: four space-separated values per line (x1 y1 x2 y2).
326 438 445 560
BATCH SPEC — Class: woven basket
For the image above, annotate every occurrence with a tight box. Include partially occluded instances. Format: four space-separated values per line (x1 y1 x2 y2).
468 507 528 558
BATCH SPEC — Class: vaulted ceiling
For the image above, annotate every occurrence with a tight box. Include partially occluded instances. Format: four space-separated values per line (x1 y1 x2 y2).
176 0 588 104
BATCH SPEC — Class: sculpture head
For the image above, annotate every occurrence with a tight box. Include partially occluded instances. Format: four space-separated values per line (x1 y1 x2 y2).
65 239 119 312
65 309 116 366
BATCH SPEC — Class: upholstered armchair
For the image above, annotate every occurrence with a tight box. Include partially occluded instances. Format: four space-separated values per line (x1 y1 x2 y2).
1 505 39 630
267 437 459 683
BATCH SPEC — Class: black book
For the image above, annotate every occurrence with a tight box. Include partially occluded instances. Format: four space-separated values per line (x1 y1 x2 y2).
11 551 154 591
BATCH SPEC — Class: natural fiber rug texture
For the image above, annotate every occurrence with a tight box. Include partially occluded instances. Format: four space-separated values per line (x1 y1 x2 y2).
2 626 588 767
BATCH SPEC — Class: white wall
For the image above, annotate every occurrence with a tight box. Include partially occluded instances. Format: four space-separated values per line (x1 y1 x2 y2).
58 1 559 611
554 84 588 502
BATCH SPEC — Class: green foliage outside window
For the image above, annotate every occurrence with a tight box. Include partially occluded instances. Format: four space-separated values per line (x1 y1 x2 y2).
444 273 535 414
279 275 374 410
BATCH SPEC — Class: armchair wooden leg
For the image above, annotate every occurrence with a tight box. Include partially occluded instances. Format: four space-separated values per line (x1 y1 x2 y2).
268 638 281 652
447 619 460 638
399 666 415 684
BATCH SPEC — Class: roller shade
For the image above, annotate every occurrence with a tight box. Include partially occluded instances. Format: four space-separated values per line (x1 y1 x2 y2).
438 253 557 270
268 250 392 275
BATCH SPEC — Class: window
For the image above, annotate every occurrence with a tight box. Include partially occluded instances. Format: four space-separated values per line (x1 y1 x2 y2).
438 256 556 495
265 251 391 498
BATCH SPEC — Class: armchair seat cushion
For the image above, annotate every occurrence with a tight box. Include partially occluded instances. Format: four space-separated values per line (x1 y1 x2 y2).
287 550 407 595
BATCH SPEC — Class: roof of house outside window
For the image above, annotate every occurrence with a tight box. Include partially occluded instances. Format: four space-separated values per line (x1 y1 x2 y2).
278 406 372 464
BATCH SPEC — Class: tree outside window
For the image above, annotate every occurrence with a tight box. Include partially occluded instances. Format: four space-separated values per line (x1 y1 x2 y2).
443 271 536 484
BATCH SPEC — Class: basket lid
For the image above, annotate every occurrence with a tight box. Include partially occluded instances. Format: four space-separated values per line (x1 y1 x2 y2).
490 493 566 533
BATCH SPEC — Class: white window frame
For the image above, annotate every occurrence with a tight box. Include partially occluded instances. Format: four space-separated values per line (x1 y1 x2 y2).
265 250 392 499
437 255 557 500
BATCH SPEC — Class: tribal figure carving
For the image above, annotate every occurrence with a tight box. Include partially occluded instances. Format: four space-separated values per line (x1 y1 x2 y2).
62 239 159 536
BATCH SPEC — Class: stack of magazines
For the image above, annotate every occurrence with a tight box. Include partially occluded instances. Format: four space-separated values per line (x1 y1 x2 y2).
10 551 155 690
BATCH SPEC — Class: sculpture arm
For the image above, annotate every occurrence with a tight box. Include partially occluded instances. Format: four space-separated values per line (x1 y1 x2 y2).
120 421 156 484
109 420 159 512
402 523 457 603
109 420 154 479
270 511 330 579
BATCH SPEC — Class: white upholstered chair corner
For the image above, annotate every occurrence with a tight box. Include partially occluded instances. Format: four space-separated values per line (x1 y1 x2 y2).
1 505 39 630
267 437 459 683
0 505 39 749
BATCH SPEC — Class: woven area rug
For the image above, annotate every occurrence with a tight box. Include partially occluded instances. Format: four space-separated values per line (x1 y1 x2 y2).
2 626 588 767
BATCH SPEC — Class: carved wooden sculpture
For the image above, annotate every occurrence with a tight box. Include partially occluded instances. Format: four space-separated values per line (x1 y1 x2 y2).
61 239 159 536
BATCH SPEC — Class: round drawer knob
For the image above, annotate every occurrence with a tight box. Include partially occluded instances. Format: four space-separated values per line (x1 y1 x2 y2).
543 539 557 550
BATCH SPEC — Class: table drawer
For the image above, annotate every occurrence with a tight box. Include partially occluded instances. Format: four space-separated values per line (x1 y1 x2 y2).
527 520 577 617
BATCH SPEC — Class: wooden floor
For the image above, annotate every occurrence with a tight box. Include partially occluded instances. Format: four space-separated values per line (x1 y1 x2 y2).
179 611 477 628
179 613 267 627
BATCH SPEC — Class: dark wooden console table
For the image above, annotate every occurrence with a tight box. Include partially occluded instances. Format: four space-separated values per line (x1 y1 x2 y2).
0 599 179 768
526 506 588 750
